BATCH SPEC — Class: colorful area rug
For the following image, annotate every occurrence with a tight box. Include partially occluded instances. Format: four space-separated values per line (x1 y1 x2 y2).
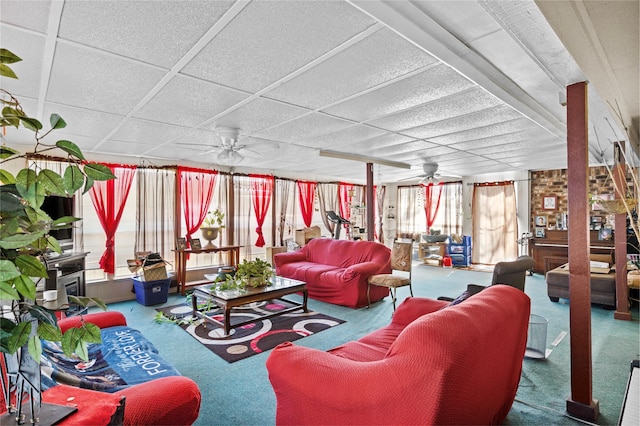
156 299 345 363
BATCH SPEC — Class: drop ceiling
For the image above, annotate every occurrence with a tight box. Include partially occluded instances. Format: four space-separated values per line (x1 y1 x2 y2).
1 0 637 184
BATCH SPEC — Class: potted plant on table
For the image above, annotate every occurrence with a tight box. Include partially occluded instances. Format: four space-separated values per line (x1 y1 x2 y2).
200 208 225 247
235 258 274 288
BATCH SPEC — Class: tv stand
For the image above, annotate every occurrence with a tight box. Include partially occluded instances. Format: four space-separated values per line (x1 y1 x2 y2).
44 252 88 315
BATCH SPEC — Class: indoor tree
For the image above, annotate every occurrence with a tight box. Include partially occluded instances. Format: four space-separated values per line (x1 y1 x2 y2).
0 48 115 364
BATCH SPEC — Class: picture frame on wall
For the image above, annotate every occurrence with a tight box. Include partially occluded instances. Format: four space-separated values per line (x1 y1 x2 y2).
535 227 546 238
543 196 557 210
535 215 547 227
598 227 613 241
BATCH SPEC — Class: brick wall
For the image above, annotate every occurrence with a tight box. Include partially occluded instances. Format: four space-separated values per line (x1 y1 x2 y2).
530 166 633 230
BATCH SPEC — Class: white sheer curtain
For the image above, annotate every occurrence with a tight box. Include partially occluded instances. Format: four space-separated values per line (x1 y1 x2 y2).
233 176 256 259
397 185 425 239
472 182 517 264
135 168 176 261
317 182 339 235
275 179 295 246
440 182 463 236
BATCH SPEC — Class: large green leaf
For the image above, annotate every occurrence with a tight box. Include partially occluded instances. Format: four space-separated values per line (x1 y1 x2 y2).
84 163 116 181
15 168 38 204
0 145 19 160
83 175 94 194
51 215 80 228
0 185 25 213
12 274 36 301
0 230 46 250
0 168 16 184
46 235 62 254
38 321 63 342
60 327 80 358
6 321 31 354
0 63 17 79
56 140 84 160
15 254 48 278
27 335 42 365
63 165 84 194
37 169 66 195
0 48 22 64
18 116 42 131
2 106 20 128
0 217 20 239
0 259 21 282
49 113 67 130
0 281 20 301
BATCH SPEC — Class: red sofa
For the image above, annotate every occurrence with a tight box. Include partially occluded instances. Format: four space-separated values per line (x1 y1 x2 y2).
266 285 531 425
0 312 201 426
274 238 391 308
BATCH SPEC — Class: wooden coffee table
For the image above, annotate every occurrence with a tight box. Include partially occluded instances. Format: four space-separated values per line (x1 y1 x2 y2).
191 276 307 336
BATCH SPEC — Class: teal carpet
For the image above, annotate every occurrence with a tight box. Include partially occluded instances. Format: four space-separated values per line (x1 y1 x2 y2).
101 264 639 425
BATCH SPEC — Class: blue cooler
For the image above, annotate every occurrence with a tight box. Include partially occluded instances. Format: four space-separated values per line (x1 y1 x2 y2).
132 275 171 306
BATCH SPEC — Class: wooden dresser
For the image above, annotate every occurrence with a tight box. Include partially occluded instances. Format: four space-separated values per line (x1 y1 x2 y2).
529 230 615 274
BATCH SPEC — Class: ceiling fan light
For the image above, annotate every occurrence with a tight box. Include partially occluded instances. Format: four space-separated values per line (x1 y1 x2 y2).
228 150 244 165
217 150 230 163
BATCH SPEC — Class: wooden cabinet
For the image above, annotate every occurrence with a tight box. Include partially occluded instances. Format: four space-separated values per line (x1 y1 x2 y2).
529 230 614 274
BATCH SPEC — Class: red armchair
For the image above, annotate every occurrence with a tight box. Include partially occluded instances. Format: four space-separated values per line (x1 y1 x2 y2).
266 285 531 425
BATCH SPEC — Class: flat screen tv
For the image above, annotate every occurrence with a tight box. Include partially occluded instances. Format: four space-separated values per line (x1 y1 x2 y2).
40 195 75 251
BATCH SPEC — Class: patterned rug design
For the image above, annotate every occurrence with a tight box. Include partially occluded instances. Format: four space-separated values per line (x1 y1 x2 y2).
156 299 345 363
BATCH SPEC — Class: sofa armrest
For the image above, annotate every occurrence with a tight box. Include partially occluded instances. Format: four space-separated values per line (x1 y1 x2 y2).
115 376 201 426
57 311 127 333
391 297 448 327
267 342 436 425
344 261 386 279
274 250 307 268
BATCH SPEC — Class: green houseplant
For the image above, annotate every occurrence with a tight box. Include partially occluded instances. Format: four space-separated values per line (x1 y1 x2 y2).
235 258 274 288
0 48 114 364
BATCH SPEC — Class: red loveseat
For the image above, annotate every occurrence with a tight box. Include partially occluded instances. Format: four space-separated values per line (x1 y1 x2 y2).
266 285 531 425
0 312 201 426
274 238 391 308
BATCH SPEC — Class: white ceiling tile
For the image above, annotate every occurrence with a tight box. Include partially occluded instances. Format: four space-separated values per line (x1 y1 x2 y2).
254 113 353 145
0 26 46 100
94 140 157 157
401 105 523 140
181 1 376 93
303 124 387 150
264 27 437 109
208 98 308 134
427 118 542 145
322 64 474 122
368 88 501 132
58 1 236 68
110 119 189 145
47 43 167 114
0 1 51 33
134 75 248 127
448 128 554 151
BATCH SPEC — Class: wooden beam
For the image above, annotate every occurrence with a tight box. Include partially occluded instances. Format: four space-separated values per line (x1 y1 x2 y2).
366 163 375 242
614 142 632 320
565 81 599 421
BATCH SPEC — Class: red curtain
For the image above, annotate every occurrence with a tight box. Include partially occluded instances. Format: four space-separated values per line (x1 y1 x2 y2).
338 182 353 220
423 182 443 231
89 164 137 274
177 167 218 246
297 181 317 227
250 174 274 247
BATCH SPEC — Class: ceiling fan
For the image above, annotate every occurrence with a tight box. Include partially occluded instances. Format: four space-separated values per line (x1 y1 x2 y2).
406 162 461 184
179 127 274 165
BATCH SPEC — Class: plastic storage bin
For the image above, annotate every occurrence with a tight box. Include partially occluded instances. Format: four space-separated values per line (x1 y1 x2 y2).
132 275 171 306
